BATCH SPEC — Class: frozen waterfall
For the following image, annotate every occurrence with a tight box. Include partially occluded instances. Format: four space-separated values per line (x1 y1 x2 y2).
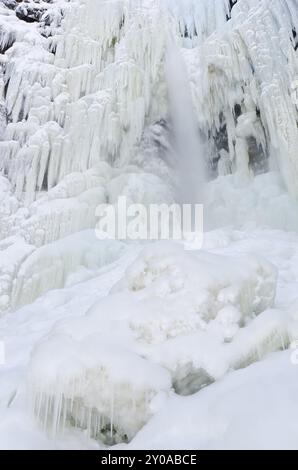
0 0 298 451
165 39 206 206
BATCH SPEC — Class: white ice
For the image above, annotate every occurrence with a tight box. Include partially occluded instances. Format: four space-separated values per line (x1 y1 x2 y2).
0 0 298 450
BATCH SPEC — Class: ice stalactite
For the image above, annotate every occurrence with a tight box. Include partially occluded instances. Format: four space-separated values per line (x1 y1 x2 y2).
183 0 298 197
165 0 232 44
0 0 170 203
28 333 171 444
2 0 296 205
1 0 297 206
0 0 171 314
0 0 298 449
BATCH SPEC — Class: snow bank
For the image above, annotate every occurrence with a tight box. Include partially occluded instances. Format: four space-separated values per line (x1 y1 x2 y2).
206 171 298 231
11 231 126 310
28 241 279 443
124 350 298 450
29 334 171 444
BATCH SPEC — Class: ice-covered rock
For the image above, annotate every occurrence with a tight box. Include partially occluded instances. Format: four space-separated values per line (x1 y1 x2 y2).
124 350 298 450
184 0 298 197
28 334 171 444
28 242 280 442
0 0 298 450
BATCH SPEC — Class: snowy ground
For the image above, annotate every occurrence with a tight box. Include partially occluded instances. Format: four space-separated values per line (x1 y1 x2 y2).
0 225 298 449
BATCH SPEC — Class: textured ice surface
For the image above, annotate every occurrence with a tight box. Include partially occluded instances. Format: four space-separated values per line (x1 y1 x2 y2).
0 0 297 200
0 0 298 450
27 241 280 442
0 228 297 448
29 334 171 444
124 351 298 450
0 0 297 312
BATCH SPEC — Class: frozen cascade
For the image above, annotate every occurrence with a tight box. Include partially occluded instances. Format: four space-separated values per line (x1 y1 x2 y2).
184 0 298 197
0 0 170 203
0 0 297 449
1 0 297 202
165 39 206 205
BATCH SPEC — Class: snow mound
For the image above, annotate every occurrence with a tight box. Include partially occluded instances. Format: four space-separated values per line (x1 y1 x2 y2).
28 242 279 443
28 334 171 445
150 308 292 395
112 241 277 323
124 350 298 450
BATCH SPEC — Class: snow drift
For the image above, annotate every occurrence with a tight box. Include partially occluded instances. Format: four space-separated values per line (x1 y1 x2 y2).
0 0 297 450
28 241 279 443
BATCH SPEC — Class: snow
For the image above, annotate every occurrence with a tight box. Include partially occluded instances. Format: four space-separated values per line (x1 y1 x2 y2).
26 242 277 442
29 334 171 444
1 0 297 200
11 231 127 309
124 350 298 450
205 171 298 231
0 227 298 448
0 0 298 451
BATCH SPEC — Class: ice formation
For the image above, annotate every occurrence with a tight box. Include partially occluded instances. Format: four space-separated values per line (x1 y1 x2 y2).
27 241 283 442
125 350 298 450
0 0 297 312
29 333 171 444
0 0 297 450
185 0 298 197
1 0 297 200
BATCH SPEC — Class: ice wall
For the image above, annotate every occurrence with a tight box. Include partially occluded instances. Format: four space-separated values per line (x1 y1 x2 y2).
1 0 297 203
0 0 169 204
165 39 206 205
0 0 297 314
185 0 298 196
0 0 297 448
0 0 170 313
